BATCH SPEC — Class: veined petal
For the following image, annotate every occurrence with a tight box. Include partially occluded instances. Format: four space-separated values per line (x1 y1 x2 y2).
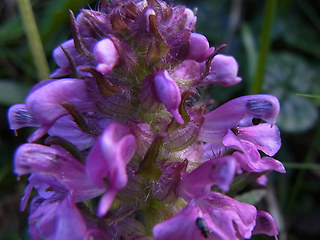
8 104 39 130
199 192 257 240
200 95 280 141
152 160 187 202
48 115 96 151
178 156 236 200
232 149 286 173
252 210 279 238
29 195 87 240
26 78 95 141
14 143 104 202
237 123 281 156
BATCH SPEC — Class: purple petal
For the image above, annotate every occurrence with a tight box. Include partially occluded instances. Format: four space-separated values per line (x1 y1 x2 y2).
201 54 242 86
51 39 96 78
29 195 87 240
183 8 197 30
20 183 33 211
237 123 281 156
252 210 279 238
7 104 39 130
178 156 236 200
233 149 286 173
97 189 118 218
153 202 205 240
199 95 280 142
201 142 227 162
48 115 95 151
94 38 119 74
86 122 137 216
14 143 104 202
199 192 257 239
187 33 214 62
153 69 183 124
170 60 204 89
48 114 111 151
26 78 95 141
152 161 187 202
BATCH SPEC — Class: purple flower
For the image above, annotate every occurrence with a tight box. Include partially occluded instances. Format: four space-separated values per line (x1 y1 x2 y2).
153 192 257 240
199 95 285 173
9 0 285 239
187 33 214 62
201 54 242 86
86 122 137 217
94 38 119 74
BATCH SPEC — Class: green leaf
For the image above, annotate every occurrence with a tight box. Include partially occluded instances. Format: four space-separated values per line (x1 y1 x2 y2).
227 171 268 197
0 80 30 106
263 53 319 132
235 189 267 205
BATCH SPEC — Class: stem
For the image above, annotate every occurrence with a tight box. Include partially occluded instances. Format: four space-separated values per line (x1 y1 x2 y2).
296 93 320 99
17 0 50 80
283 162 320 170
251 0 277 94
285 121 320 216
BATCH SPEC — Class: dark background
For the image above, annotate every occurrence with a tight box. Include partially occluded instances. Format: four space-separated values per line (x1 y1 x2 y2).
0 0 319 239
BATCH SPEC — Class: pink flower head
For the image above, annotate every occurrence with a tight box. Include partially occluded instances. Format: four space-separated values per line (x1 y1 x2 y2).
8 0 285 238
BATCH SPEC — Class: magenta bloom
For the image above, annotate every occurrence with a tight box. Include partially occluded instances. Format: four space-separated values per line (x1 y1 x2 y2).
8 0 284 239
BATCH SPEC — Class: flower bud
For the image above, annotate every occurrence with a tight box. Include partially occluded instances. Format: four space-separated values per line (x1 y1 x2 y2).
154 69 184 124
187 33 214 62
93 38 119 74
202 54 242 86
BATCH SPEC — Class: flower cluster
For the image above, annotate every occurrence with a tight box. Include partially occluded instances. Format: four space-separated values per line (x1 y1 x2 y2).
8 0 285 239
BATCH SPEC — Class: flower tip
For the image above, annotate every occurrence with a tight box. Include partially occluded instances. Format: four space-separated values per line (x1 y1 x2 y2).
97 190 118 217
93 38 119 74
96 63 113 75
187 33 212 62
170 108 184 125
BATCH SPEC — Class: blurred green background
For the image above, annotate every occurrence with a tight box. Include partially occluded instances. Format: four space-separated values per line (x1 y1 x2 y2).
0 0 319 239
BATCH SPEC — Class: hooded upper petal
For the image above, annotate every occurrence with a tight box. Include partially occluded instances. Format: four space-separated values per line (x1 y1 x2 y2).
7 104 40 130
26 78 95 142
199 95 280 142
